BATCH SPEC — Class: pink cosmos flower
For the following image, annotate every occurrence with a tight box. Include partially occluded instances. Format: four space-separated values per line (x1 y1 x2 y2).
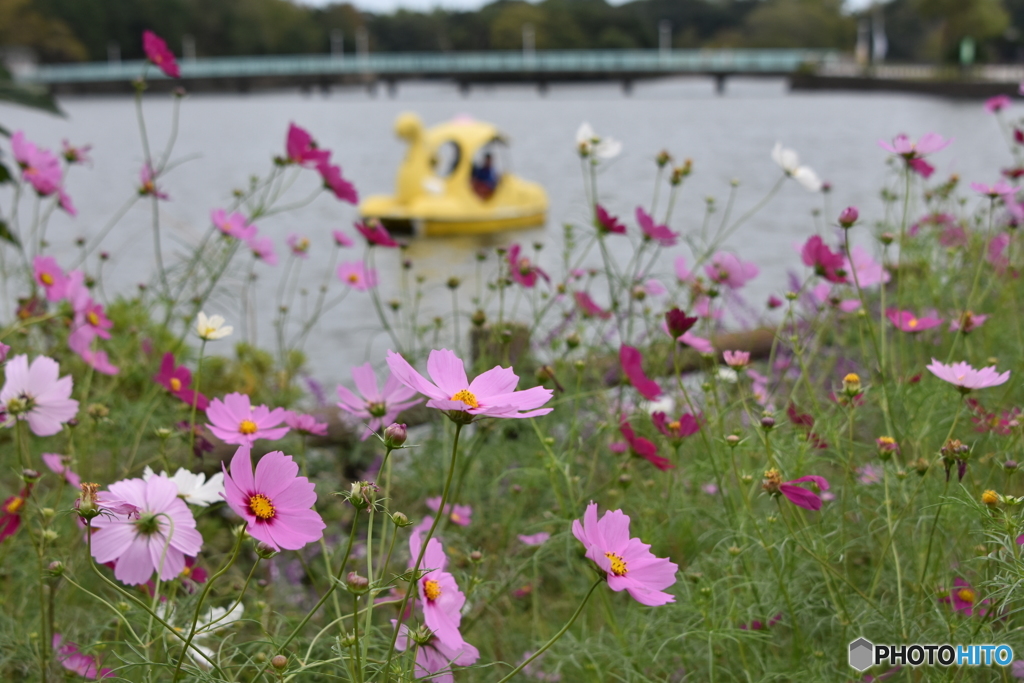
337 261 377 291
651 411 701 443
206 392 290 446
33 256 69 301
409 535 468 648
355 220 400 248
857 464 883 485
518 532 551 546
801 235 847 283
0 488 29 542
659 320 714 354
89 475 203 585
283 411 328 436
926 359 1010 392
211 209 255 240
940 577 989 617
878 133 951 179
988 233 1011 270
138 164 168 200
949 311 987 334
337 361 421 439
572 502 678 606
78 348 120 376
636 206 678 246
394 622 479 683
704 252 758 289
332 230 353 247
287 233 311 259
42 453 81 488
142 30 180 78
723 350 750 368
62 140 91 165
153 353 209 411
844 246 889 288
885 309 943 333
285 123 330 167
674 256 692 283
426 496 472 526
247 234 278 265
971 180 1015 198
11 132 62 196
57 188 76 216
316 159 359 203
508 243 549 288
985 95 1011 113
574 291 612 319
618 419 673 470
619 345 662 401
765 472 830 511
643 279 666 297
222 445 325 551
1 355 79 436
52 634 113 679
385 348 553 421
595 204 626 235
68 299 114 356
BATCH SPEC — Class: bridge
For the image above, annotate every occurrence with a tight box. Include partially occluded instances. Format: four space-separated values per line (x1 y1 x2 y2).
18 49 839 95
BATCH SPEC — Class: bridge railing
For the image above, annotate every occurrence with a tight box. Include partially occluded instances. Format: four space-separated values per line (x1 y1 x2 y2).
18 49 841 84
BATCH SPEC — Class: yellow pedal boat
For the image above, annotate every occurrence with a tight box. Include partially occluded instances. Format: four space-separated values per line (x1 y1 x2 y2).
359 113 548 237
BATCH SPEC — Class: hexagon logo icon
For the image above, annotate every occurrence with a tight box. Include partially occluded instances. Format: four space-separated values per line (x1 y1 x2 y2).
849 637 874 672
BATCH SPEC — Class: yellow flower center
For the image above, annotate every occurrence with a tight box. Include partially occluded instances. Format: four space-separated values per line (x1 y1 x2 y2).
450 512 462 524
239 419 259 435
908 318 918 329
667 420 681 433
170 378 182 392
423 579 442 601
957 588 976 604
878 436 895 445
605 552 628 576
181 565 192 578
348 273 360 283
87 311 100 327
248 494 275 520
844 373 860 384
451 389 479 409
5 496 24 514
40 273 54 286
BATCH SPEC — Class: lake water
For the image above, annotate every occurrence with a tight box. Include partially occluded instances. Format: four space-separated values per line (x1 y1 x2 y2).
0 77 1008 386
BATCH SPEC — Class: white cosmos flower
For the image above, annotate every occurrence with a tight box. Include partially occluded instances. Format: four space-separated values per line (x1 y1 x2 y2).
717 367 739 384
576 121 622 160
771 142 822 192
643 396 675 416
143 467 225 507
196 311 233 341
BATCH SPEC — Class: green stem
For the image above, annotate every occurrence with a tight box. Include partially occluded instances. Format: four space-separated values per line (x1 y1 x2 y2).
189 339 207 456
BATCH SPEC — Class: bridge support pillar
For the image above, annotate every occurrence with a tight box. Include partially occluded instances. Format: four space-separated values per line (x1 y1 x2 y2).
621 79 633 96
387 79 398 98
537 81 548 96
713 73 727 95
366 80 378 97
458 81 471 97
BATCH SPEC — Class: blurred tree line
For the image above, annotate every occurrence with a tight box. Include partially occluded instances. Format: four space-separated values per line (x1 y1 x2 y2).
0 0 1021 64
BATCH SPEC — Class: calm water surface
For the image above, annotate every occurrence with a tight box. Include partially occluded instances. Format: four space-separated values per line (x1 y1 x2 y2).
0 78 1007 384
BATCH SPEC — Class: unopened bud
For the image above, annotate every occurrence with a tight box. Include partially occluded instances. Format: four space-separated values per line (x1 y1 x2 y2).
725 435 740 447
22 469 41 484
838 206 859 228
254 542 279 559
842 373 862 397
270 654 287 669
47 561 64 576
879 232 895 245
471 309 486 327
469 550 483 562
566 333 581 349
391 511 411 527
1005 459 1019 472
346 572 369 593
446 277 461 290
383 423 407 449
760 415 775 430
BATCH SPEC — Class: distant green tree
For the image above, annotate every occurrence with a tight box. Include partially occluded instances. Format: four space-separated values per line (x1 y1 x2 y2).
914 0 1009 61
741 0 855 49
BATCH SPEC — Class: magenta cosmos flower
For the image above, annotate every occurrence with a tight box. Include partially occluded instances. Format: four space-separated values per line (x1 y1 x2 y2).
1 355 79 436
332 230 354 247
337 261 377 291
153 353 208 411
886 309 943 333
286 233 311 258
284 411 328 436
138 163 169 200
142 30 180 78
651 411 702 444
940 577 989 617
43 453 81 488
286 122 330 167
33 255 70 301
927 359 1010 393
52 635 113 679
617 419 673 471
801 235 847 283
222 445 325 551
337 361 421 440
508 243 549 288
595 204 626 235
395 622 479 683
519 532 551 546
426 496 472 526
386 348 553 421
572 502 678 606
0 488 29 542
206 392 289 446
316 158 359 203
636 206 678 246
878 133 951 179
574 291 612 319
90 475 203 585
409 535 468 648
704 252 758 289
619 345 662 401
247 234 278 265
985 94 1011 113
355 220 400 247
763 469 830 511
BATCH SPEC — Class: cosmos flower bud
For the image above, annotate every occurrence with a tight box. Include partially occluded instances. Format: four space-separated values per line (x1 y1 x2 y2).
1005 459 1019 472
725 434 741 447
75 483 100 520
842 373 862 397
566 333 581 349
876 436 899 460
838 206 859 228
271 655 288 670
383 423 407 449
760 414 775 430
391 511 411 527
471 309 486 327
21 469 41 484
254 542 279 559
346 572 370 594
47 561 64 576
656 150 672 168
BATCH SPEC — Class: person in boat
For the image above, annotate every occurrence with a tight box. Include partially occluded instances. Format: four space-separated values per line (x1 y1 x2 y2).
471 152 499 200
